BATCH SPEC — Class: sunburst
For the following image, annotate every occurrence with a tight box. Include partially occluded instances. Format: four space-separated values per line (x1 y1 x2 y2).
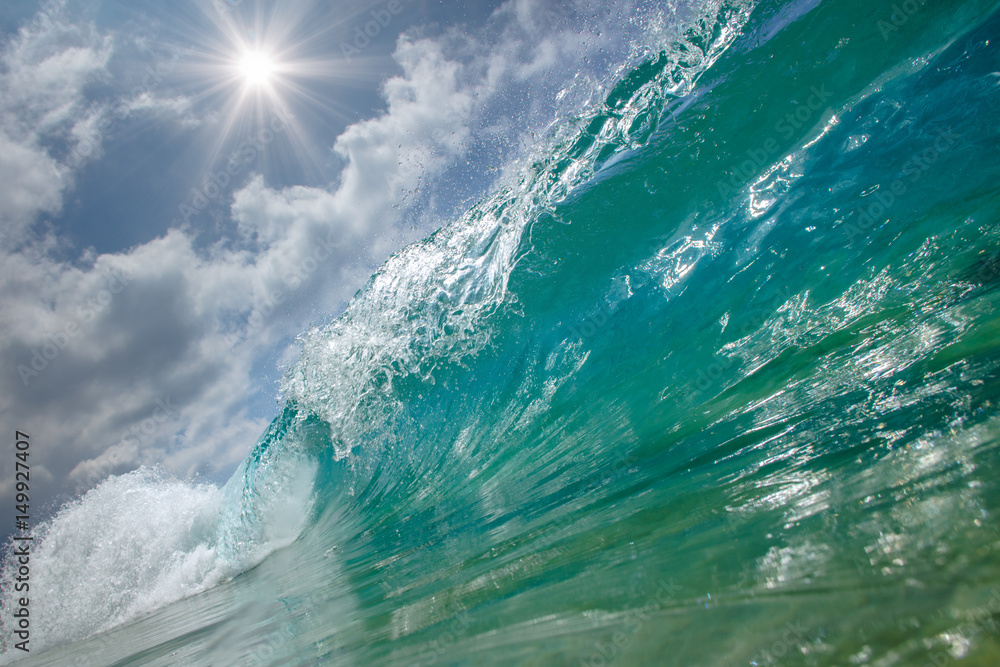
238 50 276 87
175 1 373 181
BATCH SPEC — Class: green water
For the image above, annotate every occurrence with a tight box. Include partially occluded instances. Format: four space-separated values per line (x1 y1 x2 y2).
6 0 1000 664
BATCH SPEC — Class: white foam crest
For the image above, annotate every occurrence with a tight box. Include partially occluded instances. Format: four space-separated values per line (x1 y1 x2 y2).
282 0 759 459
0 468 229 656
0 452 321 659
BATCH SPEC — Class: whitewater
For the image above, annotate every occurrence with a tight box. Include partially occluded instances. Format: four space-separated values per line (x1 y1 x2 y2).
4 0 1000 664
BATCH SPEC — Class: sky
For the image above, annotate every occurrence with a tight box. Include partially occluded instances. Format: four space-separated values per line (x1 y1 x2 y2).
0 0 674 531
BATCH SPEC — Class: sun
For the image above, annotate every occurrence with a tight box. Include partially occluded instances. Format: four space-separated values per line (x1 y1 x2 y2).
185 3 350 175
239 50 275 86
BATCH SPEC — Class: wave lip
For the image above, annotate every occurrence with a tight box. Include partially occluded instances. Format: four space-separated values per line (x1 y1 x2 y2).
282 0 760 463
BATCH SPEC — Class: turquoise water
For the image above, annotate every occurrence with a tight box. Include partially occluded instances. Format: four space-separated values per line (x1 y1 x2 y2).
5 0 1000 664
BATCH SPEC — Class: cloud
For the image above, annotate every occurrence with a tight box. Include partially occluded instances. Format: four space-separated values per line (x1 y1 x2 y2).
0 231 251 485
232 175 341 247
0 0 681 532
0 136 64 237
228 0 643 258
0 6 112 243
123 92 198 126
332 36 476 223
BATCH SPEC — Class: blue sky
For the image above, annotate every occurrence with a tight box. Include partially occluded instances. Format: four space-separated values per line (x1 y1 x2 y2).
0 0 675 523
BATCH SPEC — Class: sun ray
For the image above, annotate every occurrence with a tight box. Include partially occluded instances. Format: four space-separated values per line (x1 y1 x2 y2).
158 0 380 188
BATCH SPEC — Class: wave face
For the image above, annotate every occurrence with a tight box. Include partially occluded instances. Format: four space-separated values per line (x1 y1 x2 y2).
6 0 1000 664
